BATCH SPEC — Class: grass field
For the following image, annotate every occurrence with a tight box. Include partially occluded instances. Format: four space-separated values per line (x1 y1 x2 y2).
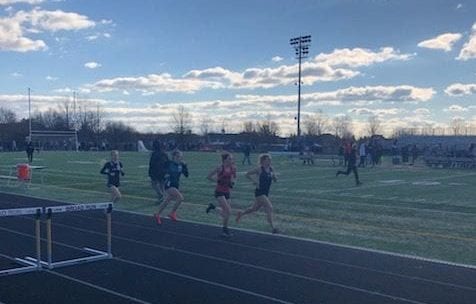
0 150 475 266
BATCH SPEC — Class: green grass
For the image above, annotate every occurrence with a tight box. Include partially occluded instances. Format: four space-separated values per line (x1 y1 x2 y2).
0 151 475 265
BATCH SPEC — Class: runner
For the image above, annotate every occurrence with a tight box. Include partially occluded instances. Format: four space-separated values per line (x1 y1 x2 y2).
100 150 125 203
148 139 169 203
206 152 236 237
236 154 279 234
336 144 362 186
154 150 189 225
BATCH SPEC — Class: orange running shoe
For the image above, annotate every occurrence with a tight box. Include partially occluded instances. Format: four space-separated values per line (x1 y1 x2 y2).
168 212 178 222
154 213 162 225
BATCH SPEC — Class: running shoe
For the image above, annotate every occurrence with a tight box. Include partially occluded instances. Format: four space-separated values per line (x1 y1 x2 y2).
235 211 242 223
222 227 233 237
206 203 216 214
168 212 178 222
154 213 162 225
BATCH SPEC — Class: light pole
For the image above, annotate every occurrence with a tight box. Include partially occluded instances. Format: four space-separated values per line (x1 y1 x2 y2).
290 35 311 139
28 87 31 140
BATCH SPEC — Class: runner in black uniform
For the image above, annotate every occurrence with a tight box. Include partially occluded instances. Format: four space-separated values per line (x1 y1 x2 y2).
154 150 189 225
149 140 169 203
100 150 125 203
236 154 279 234
336 144 362 186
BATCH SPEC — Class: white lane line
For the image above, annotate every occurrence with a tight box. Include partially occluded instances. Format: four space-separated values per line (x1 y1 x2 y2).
2 213 473 303
20 207 474 294
24 217 476 297
0 252 150 304
0 226 293 304
114 257 428 304
49 271 153 304
114 257 295 304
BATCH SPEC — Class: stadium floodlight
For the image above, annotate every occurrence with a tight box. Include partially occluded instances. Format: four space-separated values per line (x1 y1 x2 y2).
289 35 311 139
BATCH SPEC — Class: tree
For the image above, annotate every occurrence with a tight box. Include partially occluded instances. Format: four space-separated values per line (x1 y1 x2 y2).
367 115 381 136
303 110 329 136
242 121 255 133
171 105 192 135
199 117 212 136
0 107 17 124
332 115 353 138
450 117 466 136
257 116 279 136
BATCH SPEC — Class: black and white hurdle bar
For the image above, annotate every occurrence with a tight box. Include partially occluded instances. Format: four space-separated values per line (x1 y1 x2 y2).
0 207 42 276
25 202 113 270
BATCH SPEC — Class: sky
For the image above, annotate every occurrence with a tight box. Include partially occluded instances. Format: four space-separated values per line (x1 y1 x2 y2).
1 0 476 136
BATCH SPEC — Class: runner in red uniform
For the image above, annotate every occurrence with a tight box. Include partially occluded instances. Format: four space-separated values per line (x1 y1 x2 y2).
206 152 236 237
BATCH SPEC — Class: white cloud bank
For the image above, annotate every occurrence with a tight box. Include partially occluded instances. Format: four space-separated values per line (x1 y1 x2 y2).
84 61 101 69
457 23 476 60
0 8 95 52
445 83 476 96
417 33 462 52
0 0 43 5
86 47 413 94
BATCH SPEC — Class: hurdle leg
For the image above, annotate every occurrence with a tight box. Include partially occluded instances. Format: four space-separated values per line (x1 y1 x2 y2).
35 210 42 270
106 204 112 257
46 209 53 268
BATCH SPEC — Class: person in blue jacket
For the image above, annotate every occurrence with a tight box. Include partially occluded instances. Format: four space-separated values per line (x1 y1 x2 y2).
154 150 189 224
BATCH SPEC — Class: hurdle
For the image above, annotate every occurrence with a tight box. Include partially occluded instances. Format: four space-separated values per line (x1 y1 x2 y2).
26 202 113 270
0 207 42 276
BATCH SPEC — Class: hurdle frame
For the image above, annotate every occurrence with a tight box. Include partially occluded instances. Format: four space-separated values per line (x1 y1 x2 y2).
0 207 42 276
26 202 113 270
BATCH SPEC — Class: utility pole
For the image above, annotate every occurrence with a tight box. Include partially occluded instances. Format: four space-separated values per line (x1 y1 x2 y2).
28 87 31 140
290 35 311 139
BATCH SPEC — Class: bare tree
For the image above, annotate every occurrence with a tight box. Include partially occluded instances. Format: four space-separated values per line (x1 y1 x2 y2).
171 105 193 135
242 121 255 133
333 115 353 138
367 115 381 136
257 116 279 136
199 117 212 136
303 111 328 136
0 107 17 124
450 117 466 136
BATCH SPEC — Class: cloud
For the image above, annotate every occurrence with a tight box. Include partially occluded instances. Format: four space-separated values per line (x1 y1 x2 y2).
0 8 95 52
88 47 414 93
0 0 43 5
0 85 438 135
313 47 413 67
271 56 283 62
445 104 468 112
456 3 463 9
417 33 462 52
84 61 101 69
45 75 58 81
444 83 476 96
457 23 476 60
348 107 403 116
10 71 22 77
414 108 431 115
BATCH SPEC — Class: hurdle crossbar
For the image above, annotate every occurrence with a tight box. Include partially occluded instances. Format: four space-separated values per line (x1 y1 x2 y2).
29 202 113 270
0 207 42 276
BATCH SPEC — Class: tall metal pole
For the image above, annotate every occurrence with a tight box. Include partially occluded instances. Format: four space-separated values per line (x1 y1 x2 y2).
290 35 311 140
297 41 302 138
28 88 31 140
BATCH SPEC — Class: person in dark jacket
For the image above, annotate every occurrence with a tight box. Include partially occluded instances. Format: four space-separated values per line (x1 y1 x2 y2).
26 140 34 163
148 140 169 203
336 144 362 186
